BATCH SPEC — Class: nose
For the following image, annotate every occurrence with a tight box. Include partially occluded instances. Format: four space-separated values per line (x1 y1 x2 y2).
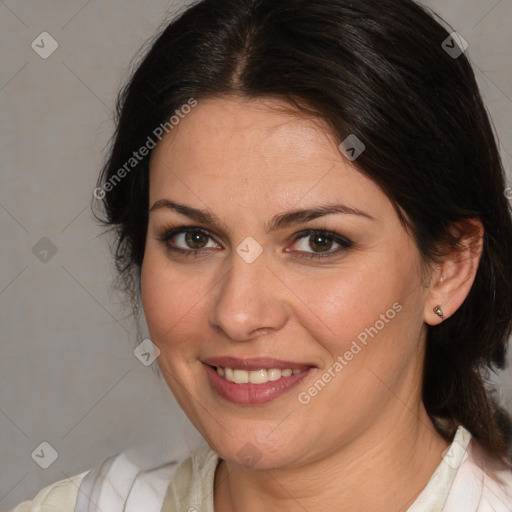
208 250 289 342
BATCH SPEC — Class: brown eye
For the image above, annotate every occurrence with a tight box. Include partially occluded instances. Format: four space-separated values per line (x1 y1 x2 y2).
184 231 209 249
308 233 334 252
157 226 221 257
288 229 353 259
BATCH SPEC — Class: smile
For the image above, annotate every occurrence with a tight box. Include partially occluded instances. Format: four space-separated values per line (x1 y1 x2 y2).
203 363 314 404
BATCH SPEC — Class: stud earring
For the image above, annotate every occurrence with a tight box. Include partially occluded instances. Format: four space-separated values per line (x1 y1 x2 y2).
433 305 444 318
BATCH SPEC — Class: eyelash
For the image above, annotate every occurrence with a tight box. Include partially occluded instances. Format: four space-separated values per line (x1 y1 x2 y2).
155 225 353 260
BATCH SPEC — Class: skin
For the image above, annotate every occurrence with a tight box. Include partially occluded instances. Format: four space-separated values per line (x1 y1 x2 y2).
141 96 483 511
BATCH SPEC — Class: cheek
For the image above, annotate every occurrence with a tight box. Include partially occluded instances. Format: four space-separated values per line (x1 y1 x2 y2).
141 252 194 350
290 251 424 375
292 262 398 343
290 264 425 424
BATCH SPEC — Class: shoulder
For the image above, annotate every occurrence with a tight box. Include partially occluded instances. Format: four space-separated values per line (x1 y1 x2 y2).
9 436 207 512
444 432 512 511
9 470 90 512
474 441 512 511
8 446 187 512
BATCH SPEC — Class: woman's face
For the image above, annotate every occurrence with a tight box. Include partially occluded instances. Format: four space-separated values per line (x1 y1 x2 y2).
141 96 432 469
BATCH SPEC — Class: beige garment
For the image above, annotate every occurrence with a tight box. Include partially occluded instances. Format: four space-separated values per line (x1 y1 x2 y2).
9 471 89 512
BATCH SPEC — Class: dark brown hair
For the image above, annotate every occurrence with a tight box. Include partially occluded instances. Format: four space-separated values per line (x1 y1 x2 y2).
94 0 512 463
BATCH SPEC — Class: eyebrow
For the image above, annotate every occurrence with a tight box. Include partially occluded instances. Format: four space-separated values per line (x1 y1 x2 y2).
149 199 375 233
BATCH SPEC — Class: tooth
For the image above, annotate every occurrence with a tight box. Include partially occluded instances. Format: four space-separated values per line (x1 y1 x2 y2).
233 369 249 384
267 369 282 381
217 366 304 383
249 369 268 384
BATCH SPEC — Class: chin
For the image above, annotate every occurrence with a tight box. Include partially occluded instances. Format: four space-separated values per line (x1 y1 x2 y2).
206 429 306 471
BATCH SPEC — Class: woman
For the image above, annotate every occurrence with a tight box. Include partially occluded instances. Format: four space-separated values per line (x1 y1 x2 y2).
11 0 512 510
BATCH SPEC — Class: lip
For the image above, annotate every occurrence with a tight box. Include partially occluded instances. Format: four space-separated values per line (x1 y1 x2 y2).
202 356 314 371
202 360 315 405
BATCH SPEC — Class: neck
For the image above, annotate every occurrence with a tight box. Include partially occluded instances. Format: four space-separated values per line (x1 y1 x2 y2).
214 405 450 512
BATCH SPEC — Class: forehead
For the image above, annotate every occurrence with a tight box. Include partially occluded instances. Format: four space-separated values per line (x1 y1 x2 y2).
147 96 393 225
149 96 342 179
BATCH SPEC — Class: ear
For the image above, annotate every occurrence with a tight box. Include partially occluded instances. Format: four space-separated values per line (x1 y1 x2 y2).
424 219 484 326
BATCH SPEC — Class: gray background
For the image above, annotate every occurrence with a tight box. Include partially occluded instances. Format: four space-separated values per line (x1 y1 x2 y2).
1 0 511 510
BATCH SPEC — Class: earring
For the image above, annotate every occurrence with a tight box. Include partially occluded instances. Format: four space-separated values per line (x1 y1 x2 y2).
433 305 444 318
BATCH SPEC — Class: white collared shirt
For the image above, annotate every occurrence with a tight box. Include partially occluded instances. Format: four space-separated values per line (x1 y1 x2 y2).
10 425 512 511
